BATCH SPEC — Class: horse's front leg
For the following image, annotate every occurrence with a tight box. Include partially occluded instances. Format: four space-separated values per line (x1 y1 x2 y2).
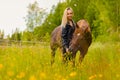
79 49 88 65
60 47 68 64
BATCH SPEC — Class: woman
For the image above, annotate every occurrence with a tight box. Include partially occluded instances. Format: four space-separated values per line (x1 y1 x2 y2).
61 7 76 55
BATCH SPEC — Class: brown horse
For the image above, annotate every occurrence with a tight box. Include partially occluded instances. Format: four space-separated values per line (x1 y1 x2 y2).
50 19 92 66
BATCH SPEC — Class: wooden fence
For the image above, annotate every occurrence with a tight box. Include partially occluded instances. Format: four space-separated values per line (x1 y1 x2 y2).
0 40 48 46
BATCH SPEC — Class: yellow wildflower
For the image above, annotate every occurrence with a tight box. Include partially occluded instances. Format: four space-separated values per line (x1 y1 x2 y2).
29 75 36 80
98 74 103 78
10 63 14 67
54 73 62 80
0 64 3 70
7 71 14 77
89 74 97 80
40 72 46 78
17 72 25 79
69 71 77 77
62 78 66 80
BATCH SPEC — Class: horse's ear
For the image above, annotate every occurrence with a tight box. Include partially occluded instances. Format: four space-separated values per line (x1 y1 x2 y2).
76 23 79 28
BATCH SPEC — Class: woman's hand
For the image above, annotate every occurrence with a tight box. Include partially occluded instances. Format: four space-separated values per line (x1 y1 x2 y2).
66 48 69 53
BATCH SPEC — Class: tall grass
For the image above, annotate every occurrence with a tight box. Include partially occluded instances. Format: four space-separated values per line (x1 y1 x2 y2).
0 42 120 80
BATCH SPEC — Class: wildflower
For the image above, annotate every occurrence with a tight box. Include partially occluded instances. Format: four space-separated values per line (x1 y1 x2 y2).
0 64 3 70
98 74 103 78
17 72 25 79
89 74 97 80
62 78 66 80
10 63 14 68
7 71 14 77
69 71 77 77
54 73 62 80
29 75 36 80
40 72 46 78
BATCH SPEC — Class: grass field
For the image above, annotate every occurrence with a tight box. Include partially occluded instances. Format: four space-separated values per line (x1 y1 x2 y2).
0 42 120 80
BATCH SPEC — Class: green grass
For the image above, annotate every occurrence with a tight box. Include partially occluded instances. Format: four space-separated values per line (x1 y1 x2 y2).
0 42 120 80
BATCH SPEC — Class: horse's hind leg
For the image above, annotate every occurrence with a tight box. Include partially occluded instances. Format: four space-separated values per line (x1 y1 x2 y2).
61 47 68 64
51 48 56 65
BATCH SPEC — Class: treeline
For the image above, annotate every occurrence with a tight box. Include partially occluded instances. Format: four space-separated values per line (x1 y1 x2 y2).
10 0 120 42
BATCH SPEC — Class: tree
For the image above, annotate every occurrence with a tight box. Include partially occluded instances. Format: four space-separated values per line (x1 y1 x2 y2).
25 1 47 31
21 30 34 41
11 28 21 41
23 0 120 41
33 2 67 40
0 30 4 39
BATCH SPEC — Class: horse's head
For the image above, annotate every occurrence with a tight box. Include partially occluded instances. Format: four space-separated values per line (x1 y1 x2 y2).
76 19 91 34
69 19 91 52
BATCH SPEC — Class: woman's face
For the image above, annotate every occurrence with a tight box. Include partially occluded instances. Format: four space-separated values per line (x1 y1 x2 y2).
67 9 73 20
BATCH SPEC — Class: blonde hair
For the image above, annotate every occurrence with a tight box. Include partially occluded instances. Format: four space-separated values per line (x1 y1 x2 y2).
61 7 73 27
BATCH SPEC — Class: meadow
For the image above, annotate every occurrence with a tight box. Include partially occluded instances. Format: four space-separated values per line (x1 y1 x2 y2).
0 41 120 80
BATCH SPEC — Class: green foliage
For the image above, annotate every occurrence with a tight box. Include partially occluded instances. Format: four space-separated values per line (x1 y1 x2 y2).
32 0 120 41
21 31 34 41
84 0 120 39
10 28 21 41
68 0 90 21
42 33 50 42
95 32 120 42
9 0 120 41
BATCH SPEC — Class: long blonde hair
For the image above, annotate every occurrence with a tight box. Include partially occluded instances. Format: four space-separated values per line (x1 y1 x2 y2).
61 7 73 27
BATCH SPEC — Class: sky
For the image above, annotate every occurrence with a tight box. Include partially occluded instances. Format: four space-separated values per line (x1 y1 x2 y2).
0 0 60 37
